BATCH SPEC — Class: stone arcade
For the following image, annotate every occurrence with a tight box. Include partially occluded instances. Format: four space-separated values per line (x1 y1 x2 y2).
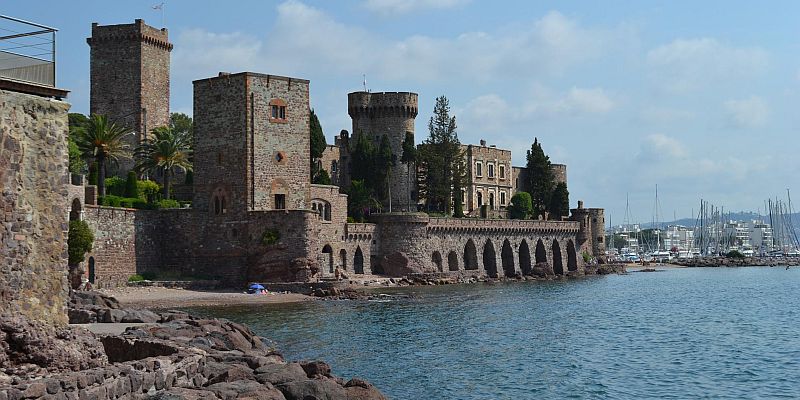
68 20 606 287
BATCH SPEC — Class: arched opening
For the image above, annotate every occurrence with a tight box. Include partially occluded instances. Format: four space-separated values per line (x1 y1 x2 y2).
432 251 443 272
501 239 515 277
354 247 364 274
477 192 483 206
489 193 495 209
482 239 497 278
69 198 81 221
519 240 532 275
567 240 578 272
464 239 478 270
448 251 459 271
324 203 331 221
340 249 347 271
552 240 564 275
88 257 96 284
535 239 547 264
322 245 333 273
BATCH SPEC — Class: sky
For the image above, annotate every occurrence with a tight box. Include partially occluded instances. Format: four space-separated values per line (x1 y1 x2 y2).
5 0 800 224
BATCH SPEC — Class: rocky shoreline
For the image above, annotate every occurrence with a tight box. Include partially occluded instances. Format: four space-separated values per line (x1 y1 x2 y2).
669 256 800 268
0 291 386 400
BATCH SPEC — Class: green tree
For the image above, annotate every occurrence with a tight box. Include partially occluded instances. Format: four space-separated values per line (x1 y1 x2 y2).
525 138 555 219
170 112 193 138
134 126 193 199
451 154 468 218
73 114 132 198
374 134 395 208
400 131 417 209
548 182 570 220
309 109 327 179
68 220 94 266
417 96 465 215
314 169 332 185
508 192 533 219
124 171 140 199
347 179 378 222
67 113 90 175
87 162 98 186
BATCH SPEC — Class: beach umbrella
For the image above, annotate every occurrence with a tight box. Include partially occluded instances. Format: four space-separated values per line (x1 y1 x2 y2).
249 283 265 290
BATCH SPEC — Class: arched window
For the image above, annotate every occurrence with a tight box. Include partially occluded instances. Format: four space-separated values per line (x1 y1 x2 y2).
324 203 331 221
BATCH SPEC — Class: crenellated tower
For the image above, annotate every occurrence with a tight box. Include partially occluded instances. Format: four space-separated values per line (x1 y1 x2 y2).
571 201 607 261
347 91 418 211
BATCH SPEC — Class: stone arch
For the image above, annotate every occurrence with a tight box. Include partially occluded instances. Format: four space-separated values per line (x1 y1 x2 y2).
354 247 364 274
340 249 347 271
69 198 82 221
322 245 333 273
88 256 96 284
552 240 564 275
464 239 478 270
519 240 532 275
447 251 459 271
567 240 578 272
432 251 443 272
482 239 498 278
535 239 547 264
501 239 515 277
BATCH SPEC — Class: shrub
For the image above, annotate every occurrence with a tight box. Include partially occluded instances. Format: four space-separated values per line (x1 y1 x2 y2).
582 251 592 263
508 192 533 220
68 220 94 265
346 217 355 223
726 250 745 259
131 199 151 210
184 170 194 185
261 229 280 245
128 274 145 282
104 176 126 197
156 199 181 209
99 195 124 207
87 162 98 186
137 180 161 202
124 171 140 199
141 271 158 281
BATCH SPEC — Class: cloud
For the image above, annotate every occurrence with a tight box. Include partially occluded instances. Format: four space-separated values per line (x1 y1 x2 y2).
173 3 625 85
363 0 469 15
723 96 769 128
639 106 695 124
647 38 768 92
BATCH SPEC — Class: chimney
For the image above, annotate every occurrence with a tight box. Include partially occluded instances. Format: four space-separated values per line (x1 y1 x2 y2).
480 139 486 146
578 200 584 209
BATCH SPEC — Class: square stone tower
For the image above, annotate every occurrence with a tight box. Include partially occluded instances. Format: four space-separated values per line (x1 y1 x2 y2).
193 72 310 216
87 19 172 171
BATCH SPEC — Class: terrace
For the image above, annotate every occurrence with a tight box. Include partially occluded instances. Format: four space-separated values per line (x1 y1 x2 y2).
0 15 68 98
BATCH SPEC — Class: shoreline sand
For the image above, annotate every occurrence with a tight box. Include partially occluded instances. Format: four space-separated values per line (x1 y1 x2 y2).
101 286 314 309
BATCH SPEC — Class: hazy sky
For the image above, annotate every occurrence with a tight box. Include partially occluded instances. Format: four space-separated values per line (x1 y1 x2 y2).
6 1 800 223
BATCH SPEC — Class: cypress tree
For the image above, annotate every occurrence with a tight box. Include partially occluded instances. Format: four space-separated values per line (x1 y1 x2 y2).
124 170 139 199
525 138 555 219
309 109 326 179
418 96 465 215
548 182 570 220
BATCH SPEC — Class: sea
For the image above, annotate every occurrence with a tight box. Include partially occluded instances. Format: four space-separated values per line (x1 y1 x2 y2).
187 267 800 399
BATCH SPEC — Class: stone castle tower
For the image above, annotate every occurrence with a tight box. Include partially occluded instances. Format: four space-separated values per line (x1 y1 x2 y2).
87 19 172 172
347 91 418 212
193 72 310 216
571 201 607 261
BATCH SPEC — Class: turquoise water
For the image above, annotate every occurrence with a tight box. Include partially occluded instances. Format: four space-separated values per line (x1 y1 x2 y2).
188 267 800 399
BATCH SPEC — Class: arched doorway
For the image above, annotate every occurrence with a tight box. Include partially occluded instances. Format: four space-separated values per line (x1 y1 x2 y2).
340 249 347 271
432 251 443 272
519 240 532 275
88 257 96 284
69 198 81 221
536 239 547 264
354 247 364 274
464 239 478 270
483 239 497 278
501 239 515 277
322 245 333 273
567 240 578 272
448 251 459 271
552 240 564 275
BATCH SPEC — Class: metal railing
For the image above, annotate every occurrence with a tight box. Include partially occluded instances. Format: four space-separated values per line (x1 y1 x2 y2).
0 15 56 87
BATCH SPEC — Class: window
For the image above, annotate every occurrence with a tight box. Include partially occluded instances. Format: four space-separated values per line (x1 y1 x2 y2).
275 194 286 210
213 195 227 215
499 165 505 179
500 191 506 206
477 191 483 206
332 160 338 173
489 193 495 209
488 164 494 178
269 99 287 122
476 162 483 177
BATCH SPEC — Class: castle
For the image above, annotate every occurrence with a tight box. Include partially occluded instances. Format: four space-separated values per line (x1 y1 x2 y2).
64 20 606 288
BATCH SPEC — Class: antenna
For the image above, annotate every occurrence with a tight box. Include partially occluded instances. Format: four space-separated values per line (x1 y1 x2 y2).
362 74 367 92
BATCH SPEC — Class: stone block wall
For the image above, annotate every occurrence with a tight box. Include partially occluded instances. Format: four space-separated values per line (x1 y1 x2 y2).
463 143 514 214
319 144 340 185
0 89 71 326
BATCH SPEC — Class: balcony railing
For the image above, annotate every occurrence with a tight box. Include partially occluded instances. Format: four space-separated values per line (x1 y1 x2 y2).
0 15 56 87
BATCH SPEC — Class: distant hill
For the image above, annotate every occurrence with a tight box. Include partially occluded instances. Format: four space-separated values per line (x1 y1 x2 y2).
636 211 800 230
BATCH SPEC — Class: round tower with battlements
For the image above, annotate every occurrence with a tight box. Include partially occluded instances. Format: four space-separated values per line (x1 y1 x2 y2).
347 91 418 212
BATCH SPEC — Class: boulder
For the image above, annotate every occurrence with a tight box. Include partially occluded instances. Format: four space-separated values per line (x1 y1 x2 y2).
255 362 308 385
300 361 333 379
149 387 219 400
380 252 430 277
277 379 348 400
344 378 387 400
206 380 285 400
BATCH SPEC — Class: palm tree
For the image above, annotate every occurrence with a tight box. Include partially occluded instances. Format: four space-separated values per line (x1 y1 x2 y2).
134 126 192 200
73 114 132 198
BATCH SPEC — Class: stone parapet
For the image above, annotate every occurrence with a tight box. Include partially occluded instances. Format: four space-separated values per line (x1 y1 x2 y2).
427 217 580 234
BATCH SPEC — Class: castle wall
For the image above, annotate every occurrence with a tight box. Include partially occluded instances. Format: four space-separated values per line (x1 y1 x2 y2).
463 143 514 215
348 92 418 212
0 89 71 325
319 144 340 185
